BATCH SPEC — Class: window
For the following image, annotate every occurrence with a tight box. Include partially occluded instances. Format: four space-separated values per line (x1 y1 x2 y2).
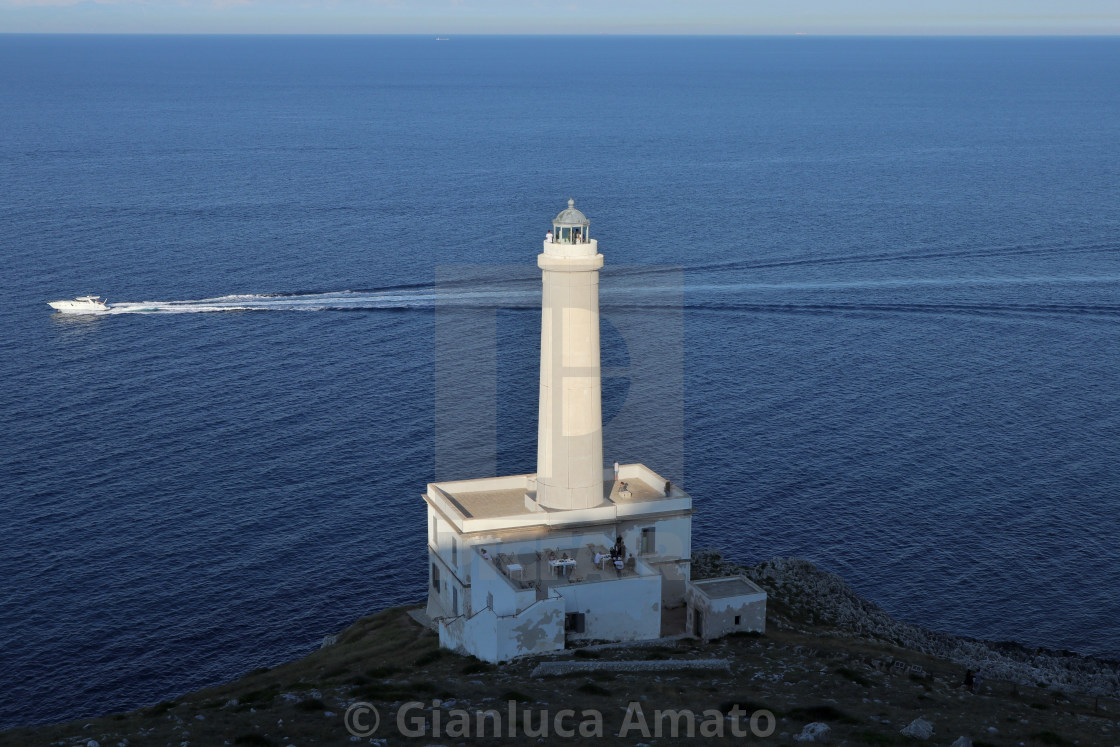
564 612 585 634
734 615 741 626
452 586 458 616
640 527 656 554
486 592 494 610
451 536 457 566
431 562 440 590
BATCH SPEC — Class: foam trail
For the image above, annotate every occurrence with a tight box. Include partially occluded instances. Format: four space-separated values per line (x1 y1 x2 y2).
99 272 1119 317
105 289 539 314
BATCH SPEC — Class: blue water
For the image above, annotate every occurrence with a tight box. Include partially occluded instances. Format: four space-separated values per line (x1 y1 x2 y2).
2 34 1119 729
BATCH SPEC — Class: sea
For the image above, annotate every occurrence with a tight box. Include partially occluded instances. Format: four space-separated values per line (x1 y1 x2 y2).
1 34 1118 730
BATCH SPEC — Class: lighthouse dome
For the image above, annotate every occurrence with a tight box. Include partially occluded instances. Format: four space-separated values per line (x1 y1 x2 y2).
554 199 589 228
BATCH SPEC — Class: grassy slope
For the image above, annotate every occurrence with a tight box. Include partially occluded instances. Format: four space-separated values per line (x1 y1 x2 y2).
3 581 1118 746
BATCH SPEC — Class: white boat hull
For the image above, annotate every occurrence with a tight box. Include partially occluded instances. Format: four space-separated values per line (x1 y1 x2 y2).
48 297 111 314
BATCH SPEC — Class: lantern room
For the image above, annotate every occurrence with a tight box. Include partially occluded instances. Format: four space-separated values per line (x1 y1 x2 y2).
551 198 590 244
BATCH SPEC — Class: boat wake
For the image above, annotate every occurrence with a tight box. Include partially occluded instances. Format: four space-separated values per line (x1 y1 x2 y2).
104 289 540 315
86 271 1120 320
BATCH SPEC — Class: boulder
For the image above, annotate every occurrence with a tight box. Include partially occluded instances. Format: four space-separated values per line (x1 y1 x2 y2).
949 738 973 747
900 717 934 740
793 722 832 742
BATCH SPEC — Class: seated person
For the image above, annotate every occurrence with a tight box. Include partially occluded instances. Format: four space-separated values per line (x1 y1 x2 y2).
593 551 607 567
613 557 625 571
480 548 491 560
548 551 557 562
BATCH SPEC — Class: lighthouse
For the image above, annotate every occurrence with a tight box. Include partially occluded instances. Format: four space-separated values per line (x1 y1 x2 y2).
536 199 605 511
419 200 765 662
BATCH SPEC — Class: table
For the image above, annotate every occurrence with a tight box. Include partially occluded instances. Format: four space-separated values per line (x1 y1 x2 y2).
549 558 577 577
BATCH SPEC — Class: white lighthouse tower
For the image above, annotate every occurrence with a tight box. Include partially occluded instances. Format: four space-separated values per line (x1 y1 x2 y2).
419 200 765 662
536 200 605 511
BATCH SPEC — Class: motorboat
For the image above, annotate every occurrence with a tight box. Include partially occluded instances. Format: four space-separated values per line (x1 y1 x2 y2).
47 295 111 313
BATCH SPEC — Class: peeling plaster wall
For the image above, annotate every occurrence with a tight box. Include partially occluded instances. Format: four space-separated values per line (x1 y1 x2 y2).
498 599 565 661
556 573 662 643
439 598 565 663
439 607 498 663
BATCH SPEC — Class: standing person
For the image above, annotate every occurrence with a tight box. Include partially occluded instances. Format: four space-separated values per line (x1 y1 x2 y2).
613 461 620 482
664 480 672 496
545 230 553 243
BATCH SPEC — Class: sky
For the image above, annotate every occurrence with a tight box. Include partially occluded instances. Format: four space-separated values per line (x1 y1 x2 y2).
1 0 1118 35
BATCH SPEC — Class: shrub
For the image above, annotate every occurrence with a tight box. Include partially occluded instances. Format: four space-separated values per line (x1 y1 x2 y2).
576 682 611 696
145 701 177 717
286 680 317 691
787 704 859 724
233 736 274 746
852 730 902 745
240 687 279 705
836 667 872 687
461 660 494 674
365 665 401 678
414 649 445 666
719 700 773 716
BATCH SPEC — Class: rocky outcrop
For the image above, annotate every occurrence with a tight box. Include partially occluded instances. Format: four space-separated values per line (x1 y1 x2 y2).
793 722 831 742
694 550 1120 698
899 717 934 740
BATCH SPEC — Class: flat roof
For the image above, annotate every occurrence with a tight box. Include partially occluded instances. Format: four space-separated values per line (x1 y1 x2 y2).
429 463 687 520
691 576 765 600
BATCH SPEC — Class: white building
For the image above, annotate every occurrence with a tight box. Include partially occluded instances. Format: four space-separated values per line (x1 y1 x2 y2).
423 200 764 662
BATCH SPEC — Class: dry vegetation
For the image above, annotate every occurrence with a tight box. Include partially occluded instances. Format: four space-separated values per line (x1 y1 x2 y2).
5 563 1119 747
